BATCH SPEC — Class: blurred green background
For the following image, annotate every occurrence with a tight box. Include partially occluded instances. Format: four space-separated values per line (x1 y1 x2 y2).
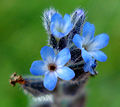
0 0 120 107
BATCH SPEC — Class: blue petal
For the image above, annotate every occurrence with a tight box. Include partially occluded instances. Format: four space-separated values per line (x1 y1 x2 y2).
88 33 109 50
82 22 95 41
84 64 95 75
30 61 46 76
56 48 71 67
73 34 82 49
50 13 72 38
50 13 64 38
50 23 65 38
40 46 55 61
63 14 71 23
63 14 73 34
63 14 73 35
82 49 92 63
84 58 96 75
55 32 65 38
89 50 107 62
43 72 57 91
84 63 94 74
64 23 73 35
57 67 75 80
51 13 62 23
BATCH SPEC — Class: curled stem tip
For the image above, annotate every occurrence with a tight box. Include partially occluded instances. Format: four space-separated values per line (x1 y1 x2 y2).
9 72 26 87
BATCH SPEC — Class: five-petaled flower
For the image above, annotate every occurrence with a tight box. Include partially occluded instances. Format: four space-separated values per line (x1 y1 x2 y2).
30 46 75 91
73 22 109 63
50 13 73 38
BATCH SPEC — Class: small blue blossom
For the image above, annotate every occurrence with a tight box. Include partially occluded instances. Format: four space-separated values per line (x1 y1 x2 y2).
50 13 73 38
84 58 96 75
73 22 109 63
30 46 75 91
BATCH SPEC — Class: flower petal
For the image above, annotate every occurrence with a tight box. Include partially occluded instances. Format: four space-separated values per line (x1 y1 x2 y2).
51 13 62 23
63 14 71 23
50 13 72 38
84 58 96 75
88 33 109 50
84 63 94 74
82 22 95 41
82 49 92 63
56 48 71 67
57 67 75 80
73 34 82 49
84 65 95 75
89 50 107 62
40 46 55 61
30 61 46 76
63 14 73 34
50 23 65 38
43 72 57 91
50 13 64 38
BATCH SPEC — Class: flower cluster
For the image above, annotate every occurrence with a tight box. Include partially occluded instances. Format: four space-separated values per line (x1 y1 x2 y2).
30 8 109 91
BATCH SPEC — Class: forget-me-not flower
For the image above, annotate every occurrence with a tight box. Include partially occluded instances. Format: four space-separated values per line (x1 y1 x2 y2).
50 13 73 38
73 22 109 63
30 46 75 91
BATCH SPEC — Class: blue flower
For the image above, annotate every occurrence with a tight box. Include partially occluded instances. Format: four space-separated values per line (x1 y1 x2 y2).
84 58 96 75
30 46 75 91
50 13 73 38
73 22 109 63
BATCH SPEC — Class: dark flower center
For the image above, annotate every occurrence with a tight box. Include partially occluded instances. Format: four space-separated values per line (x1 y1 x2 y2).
48 63 57 72
82 45 88 50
